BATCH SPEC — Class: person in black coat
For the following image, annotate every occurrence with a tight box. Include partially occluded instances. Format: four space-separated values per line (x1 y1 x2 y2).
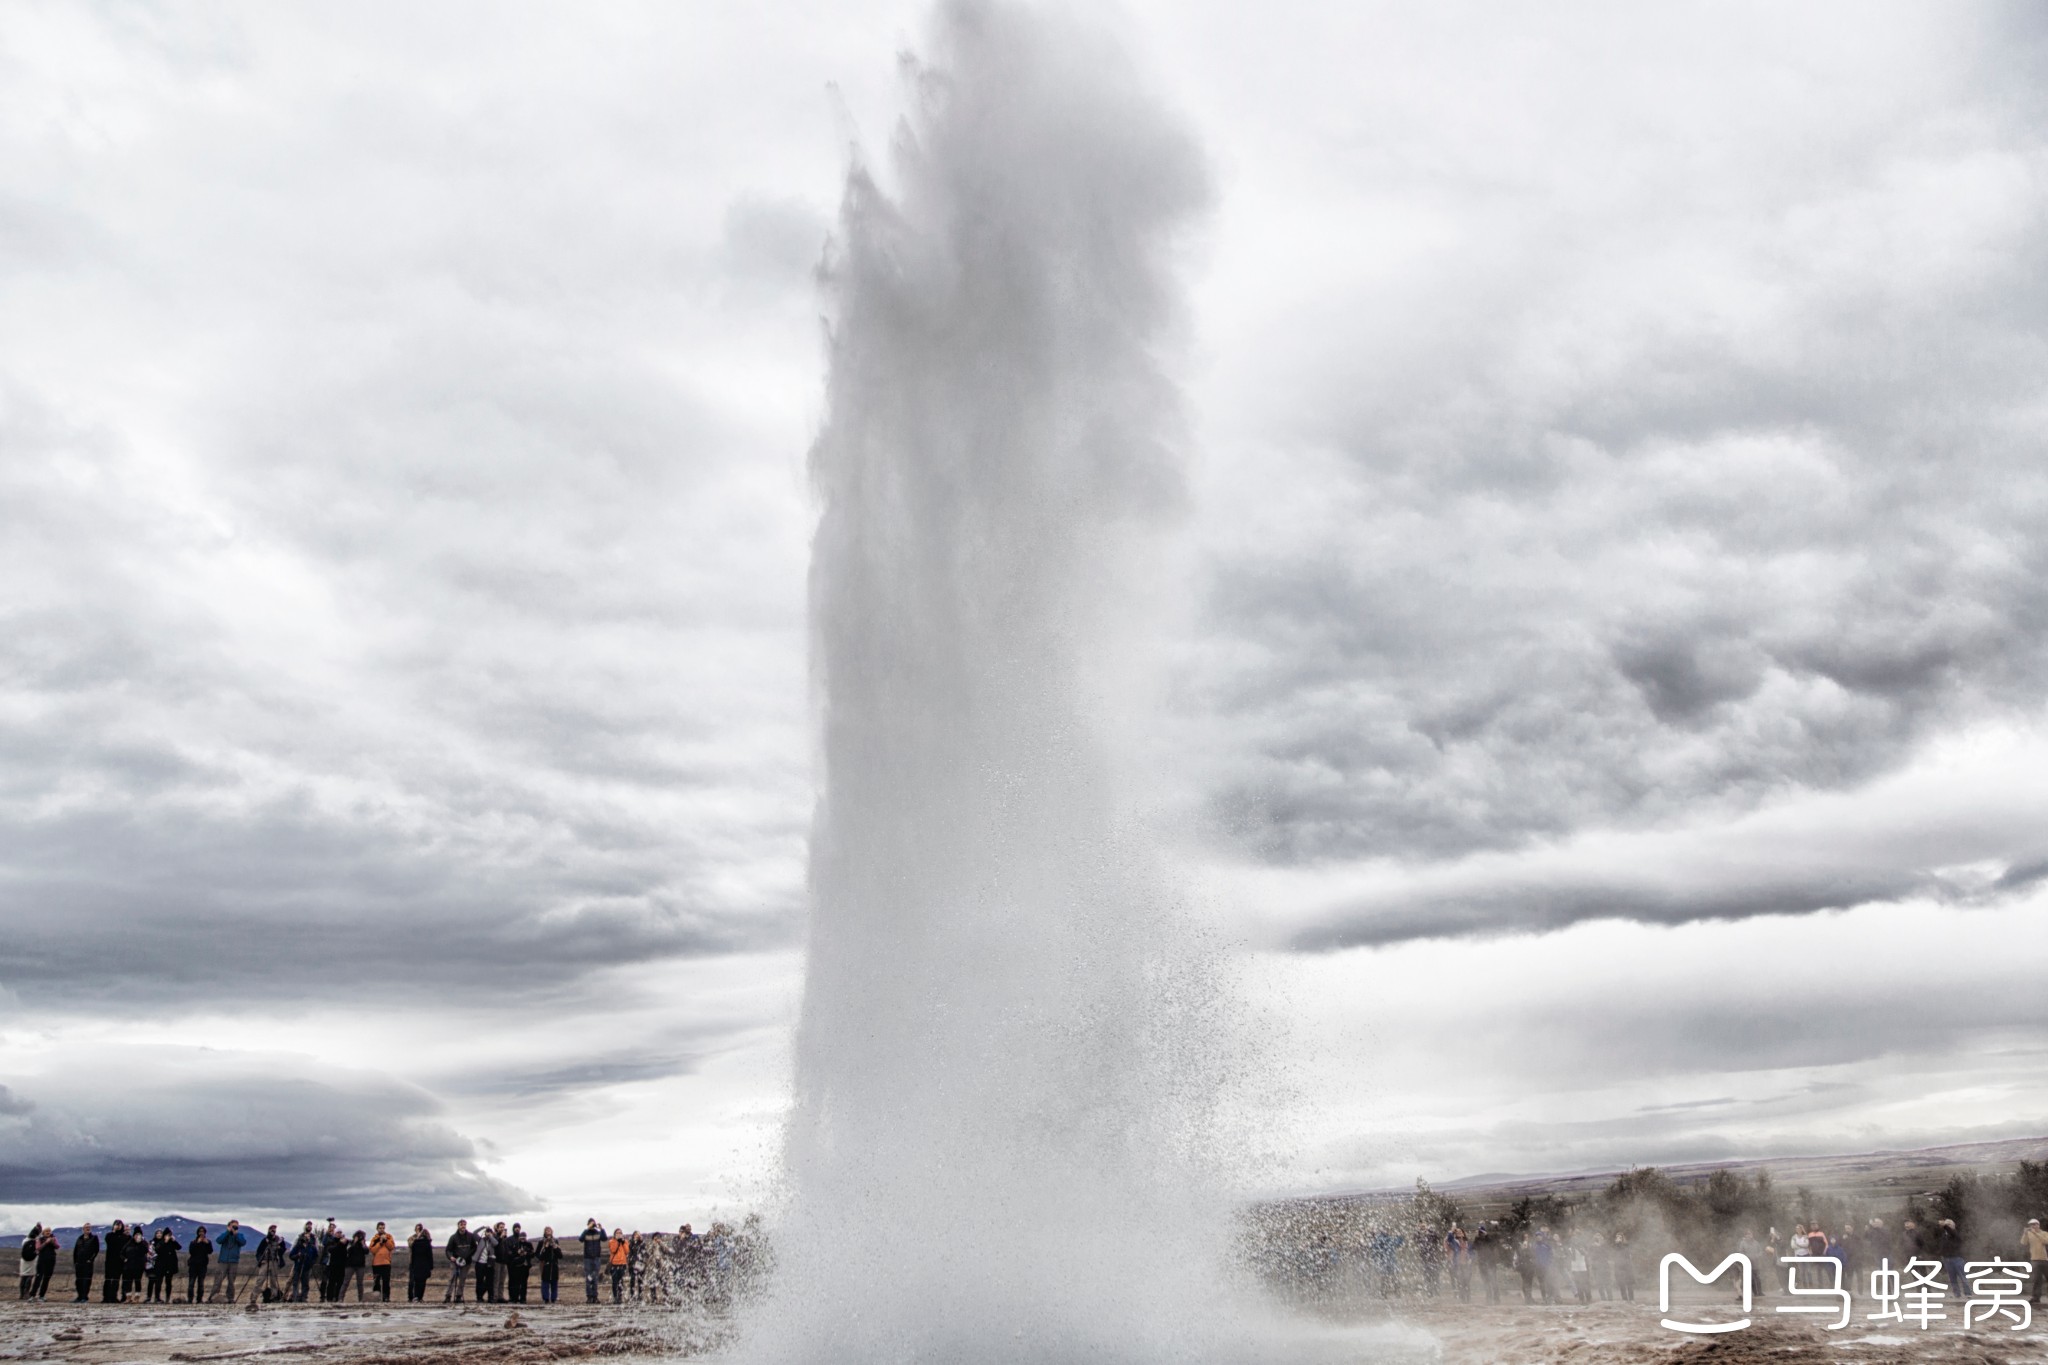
536 1229 562 1304
31 1231 59 1299
288 1229 318 1302
101 1222 128 1303
343 1231 369 1302
504 1225 534 1303
150 1230 180 1304
186 1227 213 1303
124 1227 148 1300
315 1229 335 1302
406 1225 434 1302
71 1223 100 1302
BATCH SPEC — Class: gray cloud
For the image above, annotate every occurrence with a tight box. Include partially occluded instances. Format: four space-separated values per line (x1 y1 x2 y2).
0 1049 531 1214
1291 870 1924 952
1181 4 2048 904
7 0 2048 1206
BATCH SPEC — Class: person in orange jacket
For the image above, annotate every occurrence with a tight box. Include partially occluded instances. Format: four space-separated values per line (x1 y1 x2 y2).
607 1231 630 1303
368 1223 396 1301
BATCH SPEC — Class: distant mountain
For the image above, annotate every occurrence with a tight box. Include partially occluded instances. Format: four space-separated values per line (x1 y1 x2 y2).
2 1215 261 1251
1269 1133 2048 1210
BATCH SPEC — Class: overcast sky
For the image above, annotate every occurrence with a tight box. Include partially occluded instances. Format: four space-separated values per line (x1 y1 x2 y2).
6 0 2048 1232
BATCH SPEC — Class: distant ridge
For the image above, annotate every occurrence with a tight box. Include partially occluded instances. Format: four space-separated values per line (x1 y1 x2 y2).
1283 1133 2048 1207
1 1214 262 1251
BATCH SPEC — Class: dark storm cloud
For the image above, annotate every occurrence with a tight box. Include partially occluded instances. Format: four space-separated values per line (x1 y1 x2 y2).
0 1049 531 1213
1189 8 2048 920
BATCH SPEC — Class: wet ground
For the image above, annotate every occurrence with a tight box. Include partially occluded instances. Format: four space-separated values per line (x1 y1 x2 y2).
1387 1296 2048 1364
8 1294 2048 1362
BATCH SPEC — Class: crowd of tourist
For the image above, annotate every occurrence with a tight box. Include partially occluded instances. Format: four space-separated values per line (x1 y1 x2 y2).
1270 1214 2048 1308
12 1216 759 1308
1308 1221 1643 1305
23 1202 2048 1313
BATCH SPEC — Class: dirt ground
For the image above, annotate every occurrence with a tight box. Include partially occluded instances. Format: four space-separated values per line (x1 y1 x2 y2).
7 1293 2048 1363
1362 1294 2048 1364
0 1300 725 1365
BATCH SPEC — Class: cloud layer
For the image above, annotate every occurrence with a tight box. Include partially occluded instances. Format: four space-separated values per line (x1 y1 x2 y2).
3 0 2046 1212
0 1047 528 1214
1183 4 2048 890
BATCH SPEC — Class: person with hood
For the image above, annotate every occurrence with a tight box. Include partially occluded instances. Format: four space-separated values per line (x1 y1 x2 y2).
212 1219 246 1302
150 1229 180 1304
369 1223 395 1301
186 1225 213 1303
579 1220 606 1302
71 1222 100 1302
441 1220 476 1303
102 1221 128 1304
123 1224 149 1300
536 1228 562 1305
288 1225 319 1302
406 1225 434 1302
342 1231 369 1301
253 1225 288 1302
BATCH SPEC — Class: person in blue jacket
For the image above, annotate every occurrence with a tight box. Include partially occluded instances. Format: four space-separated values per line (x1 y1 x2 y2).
211 1219 247 1302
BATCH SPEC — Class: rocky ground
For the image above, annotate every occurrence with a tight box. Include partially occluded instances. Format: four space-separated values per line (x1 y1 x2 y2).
0 1301 726 1365
1372 1295 2048 1364
8 1293 2048 1363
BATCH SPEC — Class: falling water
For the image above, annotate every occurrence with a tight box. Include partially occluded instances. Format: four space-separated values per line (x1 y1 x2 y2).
741 4 1432 1361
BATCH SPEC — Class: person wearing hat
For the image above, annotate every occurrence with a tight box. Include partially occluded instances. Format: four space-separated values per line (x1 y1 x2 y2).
2022 1217 2048 1306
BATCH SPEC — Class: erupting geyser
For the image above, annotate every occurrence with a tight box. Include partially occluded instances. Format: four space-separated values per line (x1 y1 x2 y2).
742 1 1252 1360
